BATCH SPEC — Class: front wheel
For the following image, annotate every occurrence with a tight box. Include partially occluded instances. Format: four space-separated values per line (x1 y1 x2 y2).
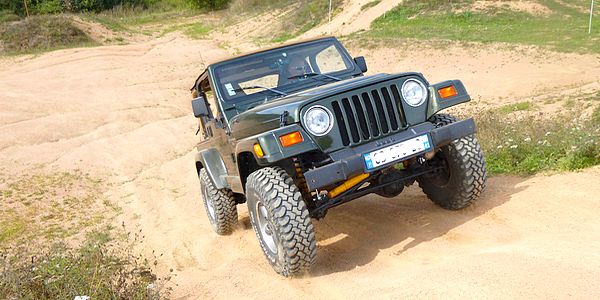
245 167 317 277
199 169 238 235
418 114 487 210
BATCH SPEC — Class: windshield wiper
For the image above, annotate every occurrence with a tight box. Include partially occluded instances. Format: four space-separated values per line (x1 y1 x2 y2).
234 85 288 96
288 72 341 81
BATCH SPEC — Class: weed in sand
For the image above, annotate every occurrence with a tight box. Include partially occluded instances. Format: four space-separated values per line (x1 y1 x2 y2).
0 227 170 299
269 0 343 42
361 0 382 11
497 102 534 114
0 170 169 298
473 109 600 174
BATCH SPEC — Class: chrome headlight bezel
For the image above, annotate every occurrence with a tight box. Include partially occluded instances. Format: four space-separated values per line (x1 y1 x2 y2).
303 105 334 136
401 79 428 107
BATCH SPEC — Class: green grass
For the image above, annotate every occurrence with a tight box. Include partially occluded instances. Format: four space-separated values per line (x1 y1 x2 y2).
160 22 212 39
184 22 211 38
0 227 169 299
367 0 600 54
0 15 96 55
497 102 534 114
593 105 600 125
0 170 169 298
474 108 600 174
83 6 199 34
361 0 382 11
269 0 344 43
0 9 20 22
0 220 25 245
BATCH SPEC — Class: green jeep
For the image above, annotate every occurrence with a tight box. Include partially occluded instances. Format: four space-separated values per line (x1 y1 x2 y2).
190 37 487 277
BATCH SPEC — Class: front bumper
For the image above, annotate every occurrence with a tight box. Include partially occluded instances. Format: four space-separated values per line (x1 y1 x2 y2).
303 118 476 191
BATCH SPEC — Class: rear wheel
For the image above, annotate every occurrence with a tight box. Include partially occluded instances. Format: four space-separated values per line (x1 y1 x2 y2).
418 114 487 210
245 166 317 277
199 169 238 235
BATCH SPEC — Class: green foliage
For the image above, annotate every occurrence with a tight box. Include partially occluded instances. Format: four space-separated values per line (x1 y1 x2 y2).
227 0 288 13
0 0 25 17
0 229 168 299
187 0 230 10
0 170 169 298
0 15 94 53
592 106 600 126
0 9 19 22
0 0 164 17
368 0 600 54
361 0 381 11
0 220 25 244
497 102 533 114
474 110 600 175
270 0 342 42
183 22 210 38
33 0 62 14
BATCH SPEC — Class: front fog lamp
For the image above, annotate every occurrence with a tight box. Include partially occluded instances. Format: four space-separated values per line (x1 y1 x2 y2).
303 106 333 136
401 79 427 107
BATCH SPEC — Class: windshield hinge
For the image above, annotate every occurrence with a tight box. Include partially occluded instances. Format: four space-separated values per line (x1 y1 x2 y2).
279 111 289 127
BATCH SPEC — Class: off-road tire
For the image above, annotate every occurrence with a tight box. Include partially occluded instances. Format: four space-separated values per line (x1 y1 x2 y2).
199 169 238 235
418 114 487 210
245 166 317 277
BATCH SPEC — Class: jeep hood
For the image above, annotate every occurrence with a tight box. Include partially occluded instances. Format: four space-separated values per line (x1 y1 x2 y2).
229 72 421 140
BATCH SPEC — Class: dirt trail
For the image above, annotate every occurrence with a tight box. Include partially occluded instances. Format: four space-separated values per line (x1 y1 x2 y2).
2 5 600 297
300 0 404 38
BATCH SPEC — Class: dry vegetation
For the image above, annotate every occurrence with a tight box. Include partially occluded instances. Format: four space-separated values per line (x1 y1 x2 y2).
0 170 170 299
0 15 95 54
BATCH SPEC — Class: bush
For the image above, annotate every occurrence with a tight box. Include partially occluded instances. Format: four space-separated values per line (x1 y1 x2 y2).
33 0 62 14
0 0 159 16
0 9 19 22
0 15 93 54
62 0 154 12
187 0 230 10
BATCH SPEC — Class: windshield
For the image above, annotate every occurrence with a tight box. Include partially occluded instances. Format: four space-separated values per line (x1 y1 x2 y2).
212 39 355 104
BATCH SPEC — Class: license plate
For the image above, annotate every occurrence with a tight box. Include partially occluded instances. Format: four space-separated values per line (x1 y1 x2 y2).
363 134 432 170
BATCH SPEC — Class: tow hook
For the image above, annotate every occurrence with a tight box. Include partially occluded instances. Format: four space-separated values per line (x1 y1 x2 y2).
418 150 436 164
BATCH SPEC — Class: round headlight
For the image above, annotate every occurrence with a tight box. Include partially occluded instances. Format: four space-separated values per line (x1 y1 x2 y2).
401 79 427 107
303 106 334 136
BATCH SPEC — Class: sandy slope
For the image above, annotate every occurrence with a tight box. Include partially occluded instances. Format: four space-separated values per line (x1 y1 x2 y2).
2 14 600 299
300 0 405 38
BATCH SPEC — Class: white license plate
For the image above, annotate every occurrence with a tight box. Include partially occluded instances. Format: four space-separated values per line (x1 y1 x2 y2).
363 134 432 170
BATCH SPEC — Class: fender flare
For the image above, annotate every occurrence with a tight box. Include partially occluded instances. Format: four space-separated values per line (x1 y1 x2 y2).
427 80 471 119
195 149 229 189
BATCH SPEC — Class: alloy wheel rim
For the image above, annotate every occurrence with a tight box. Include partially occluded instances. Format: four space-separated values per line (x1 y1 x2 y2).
202 184 216 221
255 201 277 255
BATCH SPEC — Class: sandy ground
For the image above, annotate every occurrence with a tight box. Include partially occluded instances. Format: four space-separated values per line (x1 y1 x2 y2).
2 3 600 298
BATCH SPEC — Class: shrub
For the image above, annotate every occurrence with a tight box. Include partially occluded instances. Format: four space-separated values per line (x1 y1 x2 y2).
0 9 19 22
0 14 93 53
187 0 230 10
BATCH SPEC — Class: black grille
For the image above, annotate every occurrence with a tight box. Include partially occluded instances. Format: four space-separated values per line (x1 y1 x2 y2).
332 85 407 146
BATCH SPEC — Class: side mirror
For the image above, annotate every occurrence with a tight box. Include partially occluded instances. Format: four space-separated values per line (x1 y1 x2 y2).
354 56 368 73
192 96 210 118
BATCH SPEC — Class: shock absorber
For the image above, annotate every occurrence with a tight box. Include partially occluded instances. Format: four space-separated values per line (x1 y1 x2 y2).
293 158 311 202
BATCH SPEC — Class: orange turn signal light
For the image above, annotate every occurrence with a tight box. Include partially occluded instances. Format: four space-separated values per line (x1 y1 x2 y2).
438 85 458 99
253 143 264 158
279 131 304 147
